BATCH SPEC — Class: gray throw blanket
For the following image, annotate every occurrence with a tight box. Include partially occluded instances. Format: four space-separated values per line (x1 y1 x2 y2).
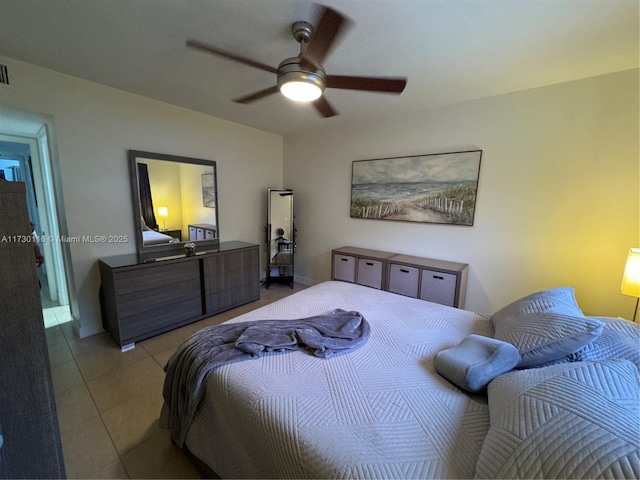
159 309 370 447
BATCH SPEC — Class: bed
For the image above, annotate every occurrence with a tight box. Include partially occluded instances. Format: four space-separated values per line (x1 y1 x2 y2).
142 229 175 246
162 281 640 479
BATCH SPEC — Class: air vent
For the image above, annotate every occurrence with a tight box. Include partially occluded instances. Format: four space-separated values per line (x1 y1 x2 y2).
0 65 9 85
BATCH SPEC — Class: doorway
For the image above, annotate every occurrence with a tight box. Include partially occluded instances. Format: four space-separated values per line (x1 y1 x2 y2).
0 128 72 328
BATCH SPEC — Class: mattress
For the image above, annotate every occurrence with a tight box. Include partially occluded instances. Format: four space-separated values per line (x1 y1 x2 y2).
183 281 493 479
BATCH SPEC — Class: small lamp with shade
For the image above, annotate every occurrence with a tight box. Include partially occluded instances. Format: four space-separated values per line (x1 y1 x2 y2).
157 206 168 230
621 248 640 322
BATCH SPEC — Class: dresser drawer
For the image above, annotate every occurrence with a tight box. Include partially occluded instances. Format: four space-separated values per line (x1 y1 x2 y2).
420 269 457 307
112 261 202 343
333 254 356 282
356 258 383 289
388 263 420 297
113 261 199 295
203 248 259 279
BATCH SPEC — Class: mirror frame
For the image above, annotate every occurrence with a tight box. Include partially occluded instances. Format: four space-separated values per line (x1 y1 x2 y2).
128 149 219 257
265 188 294 289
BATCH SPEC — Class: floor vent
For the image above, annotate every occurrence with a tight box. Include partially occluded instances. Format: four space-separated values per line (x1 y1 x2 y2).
0 65 9 85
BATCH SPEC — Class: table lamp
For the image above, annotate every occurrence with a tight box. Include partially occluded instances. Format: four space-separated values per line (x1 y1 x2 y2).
621 248 640 322
157 206 168 230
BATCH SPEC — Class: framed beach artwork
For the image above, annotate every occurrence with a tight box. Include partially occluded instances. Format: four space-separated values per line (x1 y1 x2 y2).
350 150 482 226
202 173 216 208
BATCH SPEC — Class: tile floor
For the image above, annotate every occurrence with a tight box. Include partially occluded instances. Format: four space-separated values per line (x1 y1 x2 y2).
46 282 307 479
44 304 73 329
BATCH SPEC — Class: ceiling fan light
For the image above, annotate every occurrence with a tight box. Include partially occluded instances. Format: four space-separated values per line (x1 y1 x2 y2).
277 59 326 103
280 80 323 102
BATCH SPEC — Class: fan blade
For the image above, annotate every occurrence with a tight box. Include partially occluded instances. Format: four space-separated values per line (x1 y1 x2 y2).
313 96 338 118
326 75 407 93
302 6 348 69
233 85 280 104
186 39 278 74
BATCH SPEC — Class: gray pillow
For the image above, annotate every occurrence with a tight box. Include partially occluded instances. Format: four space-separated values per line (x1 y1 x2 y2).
569 316 640 369
434 334 520 392
491 287 604 367
475 359 640 479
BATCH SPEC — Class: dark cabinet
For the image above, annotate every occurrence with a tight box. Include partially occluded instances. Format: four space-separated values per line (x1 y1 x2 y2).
99 241 259 349
0 182 66 478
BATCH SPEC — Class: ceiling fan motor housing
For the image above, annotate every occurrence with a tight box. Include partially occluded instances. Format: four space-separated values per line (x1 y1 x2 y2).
277 57 326 93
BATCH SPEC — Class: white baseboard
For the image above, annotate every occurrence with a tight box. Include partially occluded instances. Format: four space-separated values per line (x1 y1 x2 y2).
293 274 318 287
77 319 105 339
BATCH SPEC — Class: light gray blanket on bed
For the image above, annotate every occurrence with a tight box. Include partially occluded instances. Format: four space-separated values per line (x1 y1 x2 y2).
159 309 370 447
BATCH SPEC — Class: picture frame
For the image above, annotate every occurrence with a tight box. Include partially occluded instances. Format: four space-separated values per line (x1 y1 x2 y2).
350 150 482 226
202 173 216 208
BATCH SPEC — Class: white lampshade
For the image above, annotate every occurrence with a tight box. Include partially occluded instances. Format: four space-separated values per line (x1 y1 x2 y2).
157 206 168 218
279 80 323 102
621 248 640 297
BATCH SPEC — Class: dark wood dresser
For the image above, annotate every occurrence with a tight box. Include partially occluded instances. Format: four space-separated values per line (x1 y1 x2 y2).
99 241 259 350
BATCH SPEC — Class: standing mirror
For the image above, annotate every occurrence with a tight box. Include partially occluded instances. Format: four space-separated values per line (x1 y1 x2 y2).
266 188 294 288
129 150 219 257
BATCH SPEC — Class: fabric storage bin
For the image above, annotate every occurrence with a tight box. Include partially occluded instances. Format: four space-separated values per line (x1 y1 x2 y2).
420 269 457 306
356 258 383 289
388 263 420 297
333 254 356 282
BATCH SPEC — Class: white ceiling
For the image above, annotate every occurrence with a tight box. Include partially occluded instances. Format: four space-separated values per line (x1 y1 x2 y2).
0 0 637 135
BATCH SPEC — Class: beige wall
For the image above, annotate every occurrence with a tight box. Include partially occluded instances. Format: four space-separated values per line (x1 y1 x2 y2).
145 158 184 231
1 52 637 335
0 55 283 337
284 69 639 318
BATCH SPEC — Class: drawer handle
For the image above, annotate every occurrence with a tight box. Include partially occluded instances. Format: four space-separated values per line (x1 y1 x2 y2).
366 262 374 266
400 268 410 273
433 275 444 280
340 258 349 262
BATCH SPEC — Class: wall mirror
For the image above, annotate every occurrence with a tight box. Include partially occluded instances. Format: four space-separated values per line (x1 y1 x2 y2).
128 150 219 257
266 188 294 288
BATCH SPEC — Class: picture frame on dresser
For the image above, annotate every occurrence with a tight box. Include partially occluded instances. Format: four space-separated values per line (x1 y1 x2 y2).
350 150 482 226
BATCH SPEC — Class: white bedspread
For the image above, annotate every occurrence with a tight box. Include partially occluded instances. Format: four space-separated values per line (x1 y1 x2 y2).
183 281 493 479
142 229 174 246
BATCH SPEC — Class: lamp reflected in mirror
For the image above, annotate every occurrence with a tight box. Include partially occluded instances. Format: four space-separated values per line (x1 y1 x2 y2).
157 206 168 230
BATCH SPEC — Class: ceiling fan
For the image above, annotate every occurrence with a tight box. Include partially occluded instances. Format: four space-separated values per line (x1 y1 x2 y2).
186 4 407 118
